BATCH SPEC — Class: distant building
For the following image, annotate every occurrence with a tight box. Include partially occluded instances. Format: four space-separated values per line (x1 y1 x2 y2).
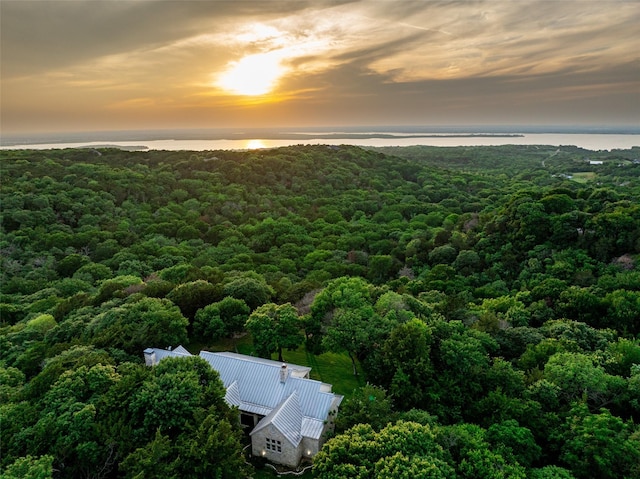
143 347 343 468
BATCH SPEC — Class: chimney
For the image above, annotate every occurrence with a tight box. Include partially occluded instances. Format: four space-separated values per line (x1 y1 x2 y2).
143 348 157 367
280 363 288 383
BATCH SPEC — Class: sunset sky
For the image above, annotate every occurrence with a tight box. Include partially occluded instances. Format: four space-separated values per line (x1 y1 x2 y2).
1 0 639 134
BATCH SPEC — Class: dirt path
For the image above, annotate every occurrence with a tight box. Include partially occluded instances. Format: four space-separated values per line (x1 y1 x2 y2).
542 148 560 167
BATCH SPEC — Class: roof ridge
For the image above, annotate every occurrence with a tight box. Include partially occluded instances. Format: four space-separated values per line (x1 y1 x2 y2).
225 380 241 407
251 391 303 446
202 351 310 370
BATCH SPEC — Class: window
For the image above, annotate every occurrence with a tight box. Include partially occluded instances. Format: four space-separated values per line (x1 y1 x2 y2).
266 437 282 453
240 413 254 428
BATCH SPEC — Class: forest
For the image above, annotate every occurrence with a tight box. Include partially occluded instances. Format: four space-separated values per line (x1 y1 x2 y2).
1 143 639 479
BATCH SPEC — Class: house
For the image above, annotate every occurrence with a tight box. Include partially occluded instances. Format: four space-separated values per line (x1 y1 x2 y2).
143 347 343 468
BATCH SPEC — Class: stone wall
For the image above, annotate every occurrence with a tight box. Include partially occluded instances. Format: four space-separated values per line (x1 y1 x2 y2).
251 423 302 468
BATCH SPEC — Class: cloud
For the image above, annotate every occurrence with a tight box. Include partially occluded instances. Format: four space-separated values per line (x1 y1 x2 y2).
1 0 638 132
0 0 347 78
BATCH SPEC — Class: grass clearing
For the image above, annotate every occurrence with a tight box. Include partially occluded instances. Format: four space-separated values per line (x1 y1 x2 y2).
571 171 597 183
277 346 363 397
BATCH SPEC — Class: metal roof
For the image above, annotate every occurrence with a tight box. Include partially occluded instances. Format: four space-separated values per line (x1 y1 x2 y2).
144 347 343 441
211 352 311 377
301 418 325 440
149 346 191 362
198 351 338 421
252 392 303 446
225 380 241 407
173 345 191 355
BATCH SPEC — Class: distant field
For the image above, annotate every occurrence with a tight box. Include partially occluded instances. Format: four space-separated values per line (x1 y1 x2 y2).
571 171 597 183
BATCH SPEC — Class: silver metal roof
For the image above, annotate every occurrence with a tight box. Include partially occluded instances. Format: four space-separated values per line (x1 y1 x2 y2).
225 380 241 407
301 418 325 440
198 351 338 421
251 392 303 446
149 346 191 362
173 345 191 355
212 352 311 376
144 347 343 441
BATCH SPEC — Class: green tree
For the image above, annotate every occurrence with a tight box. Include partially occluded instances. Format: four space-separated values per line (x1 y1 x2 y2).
24 346 114 400
120 431 175 479
0 455 54 479
121 414 250 479
544 352 625 408
437 422 526 479
368 254 398 283
93 275 143 304
486 419 541 468
166 280 219 320
604 338 640 377
85 297 188 354
306 276 375 354
223 276 274 310
374 451 454 479
322 304 390 376
433 327 496 421
453 249 481 275
245 303 303 361
23 364 120 478
458 448 526 479
428 245 458 265
335 384 393 433
314 421 454 479
529 466 576 479
382 319 433 409
558 404 640 479
129 355 236 435
193 297 250 340
172 413 250 478
604 289 640 334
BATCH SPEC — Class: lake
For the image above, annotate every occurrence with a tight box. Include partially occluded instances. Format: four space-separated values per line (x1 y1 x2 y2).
1 133 638 151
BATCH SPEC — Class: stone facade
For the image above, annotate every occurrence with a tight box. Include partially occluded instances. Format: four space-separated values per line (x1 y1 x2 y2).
251 423 302 468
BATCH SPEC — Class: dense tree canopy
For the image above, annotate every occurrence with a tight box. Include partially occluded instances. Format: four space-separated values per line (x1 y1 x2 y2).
1 144 639 477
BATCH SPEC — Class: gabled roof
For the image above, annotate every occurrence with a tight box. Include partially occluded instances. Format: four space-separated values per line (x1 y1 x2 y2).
225 380 241 407
251 392 303 446
144 345 191 362
198 350 339 423
211 351 311 377
173 345 191 355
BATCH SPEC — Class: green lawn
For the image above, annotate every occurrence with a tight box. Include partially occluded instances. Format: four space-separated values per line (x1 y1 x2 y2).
571 171 597 183
194 334 363 398
276 346 363 398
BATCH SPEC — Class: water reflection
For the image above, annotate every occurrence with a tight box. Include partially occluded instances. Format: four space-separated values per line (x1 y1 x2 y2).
1 134 638 151
245 139 267 149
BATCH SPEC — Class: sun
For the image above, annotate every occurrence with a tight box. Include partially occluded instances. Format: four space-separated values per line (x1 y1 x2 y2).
217 53 285 96
245 139 267 149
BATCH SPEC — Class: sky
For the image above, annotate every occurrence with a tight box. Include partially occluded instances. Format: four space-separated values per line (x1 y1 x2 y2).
1 0 639 134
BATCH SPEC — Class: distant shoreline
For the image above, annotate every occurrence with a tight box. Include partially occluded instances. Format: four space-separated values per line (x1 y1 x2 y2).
0 132 528 147
1 132 638 152
3 125 640 147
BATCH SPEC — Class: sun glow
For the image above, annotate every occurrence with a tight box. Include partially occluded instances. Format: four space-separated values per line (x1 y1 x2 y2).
217 53 285 96
245 139 267 149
